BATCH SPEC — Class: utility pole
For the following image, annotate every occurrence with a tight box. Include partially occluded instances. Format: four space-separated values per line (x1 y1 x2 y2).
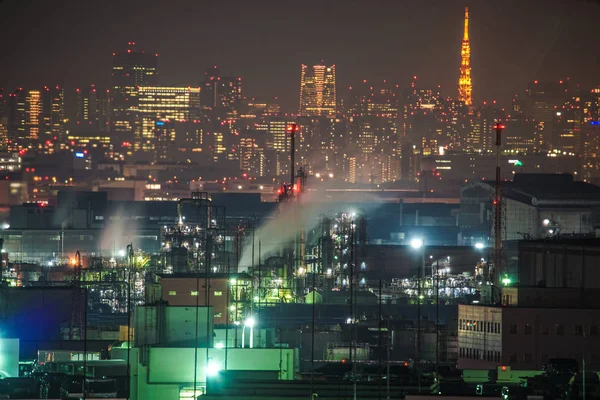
417 246 424 392
378 279 382 400
493 122 505 292
126 243 133 400
435 260 440 388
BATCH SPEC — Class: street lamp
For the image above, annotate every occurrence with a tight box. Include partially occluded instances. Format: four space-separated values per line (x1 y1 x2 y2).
475 242 485 250
410 238 424 249
409 237 425 392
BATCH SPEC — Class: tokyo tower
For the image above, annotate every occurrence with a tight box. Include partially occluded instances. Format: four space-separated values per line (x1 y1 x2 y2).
458 7 473 106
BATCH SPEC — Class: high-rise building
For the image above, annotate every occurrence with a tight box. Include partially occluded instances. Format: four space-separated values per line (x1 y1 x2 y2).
0 89 7 146
526 80 572 150
76 85 111 133
7 89 26 141
200 66 243 114
137 86 201 153
41 86 64 139
111 42 158 141
25 90 41 140
458 7 473 106
299 64 336 117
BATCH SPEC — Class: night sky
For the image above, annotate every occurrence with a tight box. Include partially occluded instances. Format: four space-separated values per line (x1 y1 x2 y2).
1 0 600 112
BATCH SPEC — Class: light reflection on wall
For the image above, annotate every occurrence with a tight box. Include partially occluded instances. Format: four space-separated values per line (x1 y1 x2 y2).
0 338 19 377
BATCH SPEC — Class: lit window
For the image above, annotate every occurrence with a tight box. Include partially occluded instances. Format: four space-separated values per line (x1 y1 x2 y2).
214 312 222 318
214 291 223 296
191 291 198 296
168 291 176 296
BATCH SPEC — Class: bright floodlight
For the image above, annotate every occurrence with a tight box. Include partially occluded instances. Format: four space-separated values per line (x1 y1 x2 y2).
245 317 255 328
475 242 485 250
543 219 550 226
215 342 224 349
206 360 221 377
410 238 424 249
118 249 126 257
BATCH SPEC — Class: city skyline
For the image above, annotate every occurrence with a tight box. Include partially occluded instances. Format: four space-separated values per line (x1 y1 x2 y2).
1 0 600 112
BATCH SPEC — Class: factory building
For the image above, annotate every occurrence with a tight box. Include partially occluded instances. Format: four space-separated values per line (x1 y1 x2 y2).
130 302 296 400
460 173 600 246
458 302 600 370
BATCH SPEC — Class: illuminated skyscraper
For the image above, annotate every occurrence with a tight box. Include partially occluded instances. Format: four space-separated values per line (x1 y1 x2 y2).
25 90 41 139
79 87 110 133
7 89 25 140
111 42 158 139
458 7 473 106
137 86 201 153
0 90 7 145
200 66 243 114
41 85 64 138
76 85 111 133
299 64 336 117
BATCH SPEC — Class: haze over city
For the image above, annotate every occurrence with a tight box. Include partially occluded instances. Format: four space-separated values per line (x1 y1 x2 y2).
2 0 600 110
2 1 600 399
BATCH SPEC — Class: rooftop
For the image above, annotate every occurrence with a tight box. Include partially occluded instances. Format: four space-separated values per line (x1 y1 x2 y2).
480 174 600 207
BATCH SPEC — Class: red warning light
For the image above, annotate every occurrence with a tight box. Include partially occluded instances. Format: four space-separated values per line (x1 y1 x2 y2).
404 362 409 367
501 366 507 371
341 358 347 364
286 124 298 133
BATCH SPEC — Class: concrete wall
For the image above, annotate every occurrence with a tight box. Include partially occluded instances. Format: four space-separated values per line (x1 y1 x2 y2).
161 277 231 324
504 198 538 240
457 304 503 370
134 305 214 347
501 307 600 369
459 304 600 370
0 339 19 378
146 347 295 384
518 240 600 289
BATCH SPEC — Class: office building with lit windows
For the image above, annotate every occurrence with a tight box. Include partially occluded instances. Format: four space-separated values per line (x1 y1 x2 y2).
25 90 41 139
200 66 243 114
41 86 65 139
137 86 201 153
111 42 158 142
76 85 110 133
346 80 401 183
7 87 65 142
299 64 336 117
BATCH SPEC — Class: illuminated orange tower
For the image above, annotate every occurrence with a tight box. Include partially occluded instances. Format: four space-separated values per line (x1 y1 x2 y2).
458 7 473 106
